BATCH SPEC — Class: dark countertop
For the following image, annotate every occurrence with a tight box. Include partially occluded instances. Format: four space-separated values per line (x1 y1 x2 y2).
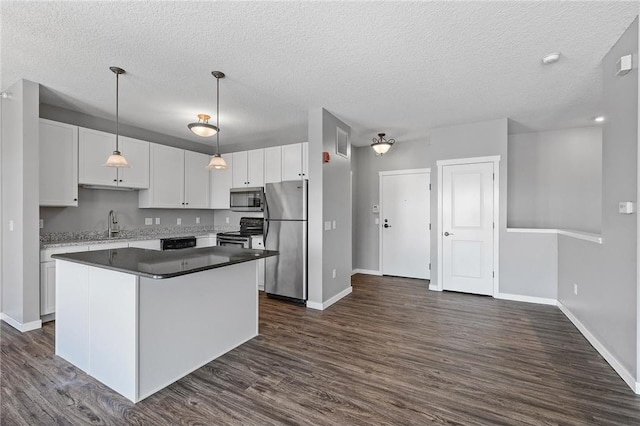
52 246 277 279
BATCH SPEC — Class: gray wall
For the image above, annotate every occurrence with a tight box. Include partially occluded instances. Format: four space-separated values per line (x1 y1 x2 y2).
508 127 602 233
40 188 215 234
40 103 213 155
351 140 430 272
1 79 41 324
558 18 638 379
212 209 263 230
308 108 352 305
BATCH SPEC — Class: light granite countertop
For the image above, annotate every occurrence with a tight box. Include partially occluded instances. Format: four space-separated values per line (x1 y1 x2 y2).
40 225 236 249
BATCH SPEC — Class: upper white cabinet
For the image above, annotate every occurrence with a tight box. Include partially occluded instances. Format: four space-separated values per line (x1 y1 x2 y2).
78 127 149 189
140 144 184 208
139 144 210 209
184 151 211 209
232 149 264 187
39 119 78 206
264 146 282 184
210 154 233 209
282 142 309 181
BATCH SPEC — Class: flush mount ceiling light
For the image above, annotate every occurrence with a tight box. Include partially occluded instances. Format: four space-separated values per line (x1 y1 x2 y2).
594 116 605 123
104 66 130 168
188 114 218 137
371 133 395 155
542 52 561 65
206 71 227 171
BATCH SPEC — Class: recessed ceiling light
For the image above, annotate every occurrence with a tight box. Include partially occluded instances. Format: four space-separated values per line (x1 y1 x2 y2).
542 52 561 65
594 116 605 123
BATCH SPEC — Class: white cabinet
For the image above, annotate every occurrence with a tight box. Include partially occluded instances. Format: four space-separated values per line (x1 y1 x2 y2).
282 142 309 181
140 145 210 209
40 245 90 317
196 234 217 248
264 146 282 184
232 149 264 187
40 261 56 315
252 236 265 291
88 242 129 250
129 239 161 250
184 151 211 209
39 119 78 206
78 128 149 189
210 154 233 209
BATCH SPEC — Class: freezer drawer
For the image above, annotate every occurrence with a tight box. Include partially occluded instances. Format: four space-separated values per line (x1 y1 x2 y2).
265 220 306 301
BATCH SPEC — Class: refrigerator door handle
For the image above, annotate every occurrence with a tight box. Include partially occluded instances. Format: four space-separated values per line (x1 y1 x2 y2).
264 188 270 243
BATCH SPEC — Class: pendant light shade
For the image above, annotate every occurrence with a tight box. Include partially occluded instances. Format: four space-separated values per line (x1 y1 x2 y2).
188 114 219 137
205 71 227 171
371 133 395 155
104 66 130 168
207 153 227 170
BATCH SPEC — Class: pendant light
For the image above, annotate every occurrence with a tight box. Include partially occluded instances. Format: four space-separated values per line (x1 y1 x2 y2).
206 71 227 170
371 133 395 155
188 114 218 137
104 67 130 168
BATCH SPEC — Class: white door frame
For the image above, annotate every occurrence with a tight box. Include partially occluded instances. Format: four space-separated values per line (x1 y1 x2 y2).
379 168 431 276
434 156 500 295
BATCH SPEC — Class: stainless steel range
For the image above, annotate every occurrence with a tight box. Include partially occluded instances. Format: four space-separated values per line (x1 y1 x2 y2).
216 217 264 249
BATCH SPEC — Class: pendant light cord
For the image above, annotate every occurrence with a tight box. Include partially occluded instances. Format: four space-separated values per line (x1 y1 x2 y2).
216 75 220 155
115 71 120 152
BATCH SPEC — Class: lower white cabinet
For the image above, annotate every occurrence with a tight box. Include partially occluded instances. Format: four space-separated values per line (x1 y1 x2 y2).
40 261 56 315
128 240 161 250
196 235 217 248
88 242 129 251
40 245 90 317
252 236 265 291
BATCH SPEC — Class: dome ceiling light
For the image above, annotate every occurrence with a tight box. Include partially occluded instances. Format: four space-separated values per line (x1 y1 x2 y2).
371 133 395 155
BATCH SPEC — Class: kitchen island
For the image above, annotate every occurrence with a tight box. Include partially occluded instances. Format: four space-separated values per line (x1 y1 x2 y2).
52 246 277 403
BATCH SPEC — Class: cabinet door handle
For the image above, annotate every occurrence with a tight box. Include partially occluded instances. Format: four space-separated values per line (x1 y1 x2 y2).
119 179 123 182
113 179 117 182
73 198 78 201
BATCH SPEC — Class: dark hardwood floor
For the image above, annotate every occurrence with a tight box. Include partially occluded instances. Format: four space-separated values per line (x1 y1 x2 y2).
3 274 640 425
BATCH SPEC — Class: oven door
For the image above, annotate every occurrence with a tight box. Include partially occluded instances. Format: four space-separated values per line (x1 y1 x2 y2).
216 237 251 249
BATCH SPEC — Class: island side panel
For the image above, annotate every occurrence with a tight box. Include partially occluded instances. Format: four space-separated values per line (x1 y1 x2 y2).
88 267 139 403
138 261 258 401
55 260 90 372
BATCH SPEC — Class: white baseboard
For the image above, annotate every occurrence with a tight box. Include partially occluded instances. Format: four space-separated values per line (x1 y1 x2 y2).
307 286 353 311
495 292 557 306
351 269 382 276
557 302 639 394
428 284 441 291
0 313 43 332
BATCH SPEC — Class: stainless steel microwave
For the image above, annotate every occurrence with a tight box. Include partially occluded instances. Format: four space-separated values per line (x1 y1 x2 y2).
230 187 264 212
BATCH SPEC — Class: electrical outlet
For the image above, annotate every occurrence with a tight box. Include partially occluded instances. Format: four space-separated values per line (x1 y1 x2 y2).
324 221 331 231
226 217 230 224
39 219 44 229
332 220 336 229
374 218 380 225
573 283 578 296
177 218 182 225
9 220 14 231
196 217 200 224
145 218 152 225
332 269 337 279
155 218 160 225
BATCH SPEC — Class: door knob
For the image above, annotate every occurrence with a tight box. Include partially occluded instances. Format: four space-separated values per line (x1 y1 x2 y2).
384 224 391 228
444 231 453 236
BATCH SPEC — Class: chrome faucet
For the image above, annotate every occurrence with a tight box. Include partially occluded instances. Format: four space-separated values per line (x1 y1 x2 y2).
108 210 120 238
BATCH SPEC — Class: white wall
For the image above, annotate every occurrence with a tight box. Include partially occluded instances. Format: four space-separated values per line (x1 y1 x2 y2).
508 127 602 233
308 108 352 307
1 79 41 326
558 18 639 381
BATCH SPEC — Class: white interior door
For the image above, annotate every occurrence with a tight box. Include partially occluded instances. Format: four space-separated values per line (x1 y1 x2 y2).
381 171 430 279
442 162 494 295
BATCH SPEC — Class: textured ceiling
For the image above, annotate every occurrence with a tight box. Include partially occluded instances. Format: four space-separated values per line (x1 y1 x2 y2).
1 1 638 153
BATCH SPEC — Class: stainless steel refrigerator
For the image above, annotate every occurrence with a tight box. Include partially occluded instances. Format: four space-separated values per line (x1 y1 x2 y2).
264 180 307 303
